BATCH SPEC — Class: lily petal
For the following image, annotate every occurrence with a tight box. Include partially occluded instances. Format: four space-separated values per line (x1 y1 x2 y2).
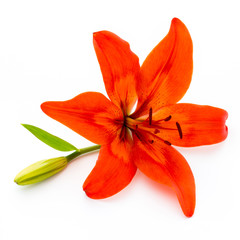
133 18 193 117
93 31 140 114
83 137 137 199
132 132 195 217
41 92 123 145
152 104 228 147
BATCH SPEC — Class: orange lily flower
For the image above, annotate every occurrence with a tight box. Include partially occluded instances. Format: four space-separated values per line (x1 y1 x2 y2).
41 18 228 217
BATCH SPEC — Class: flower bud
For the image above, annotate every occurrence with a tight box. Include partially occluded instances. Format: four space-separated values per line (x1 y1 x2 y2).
14 157 68 185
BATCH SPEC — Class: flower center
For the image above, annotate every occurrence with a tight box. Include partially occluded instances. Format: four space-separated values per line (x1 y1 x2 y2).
124 108 183 145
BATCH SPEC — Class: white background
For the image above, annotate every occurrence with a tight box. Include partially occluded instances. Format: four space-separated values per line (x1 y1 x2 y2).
1 0 239 239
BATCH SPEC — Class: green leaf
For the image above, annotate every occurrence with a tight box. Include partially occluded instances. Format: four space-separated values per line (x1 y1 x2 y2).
22 124 78 152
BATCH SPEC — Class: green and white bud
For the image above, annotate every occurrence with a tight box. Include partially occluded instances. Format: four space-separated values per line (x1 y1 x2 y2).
14 157 68 185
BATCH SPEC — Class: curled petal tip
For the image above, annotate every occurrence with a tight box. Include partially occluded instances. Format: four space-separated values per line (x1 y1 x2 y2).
93 31 99 38
225 110 229 120
93 31 110 41
171 17 181 23
83 183 105 200
41 101 58 117
83 185 98 199
40 101 50 113
180 197 195 218
172 17 179 22
184 209 195 218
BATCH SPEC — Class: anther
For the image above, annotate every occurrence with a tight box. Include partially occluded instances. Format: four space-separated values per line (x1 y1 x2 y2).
164 140 171 146
135 125 138 130
149 107 152 126
164 115 172 121
176 122 183 139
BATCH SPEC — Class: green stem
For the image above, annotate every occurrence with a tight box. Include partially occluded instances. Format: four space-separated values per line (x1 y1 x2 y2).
66 144 101 162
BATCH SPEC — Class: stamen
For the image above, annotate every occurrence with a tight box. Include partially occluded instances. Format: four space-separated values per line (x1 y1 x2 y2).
164 140 171 146
164 115 172 121
154 129 160 134
176 122 183 139
149 107 152 126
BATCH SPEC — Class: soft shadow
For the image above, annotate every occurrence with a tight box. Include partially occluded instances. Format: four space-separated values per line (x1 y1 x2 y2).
89 169 181 215
176 141 228 155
